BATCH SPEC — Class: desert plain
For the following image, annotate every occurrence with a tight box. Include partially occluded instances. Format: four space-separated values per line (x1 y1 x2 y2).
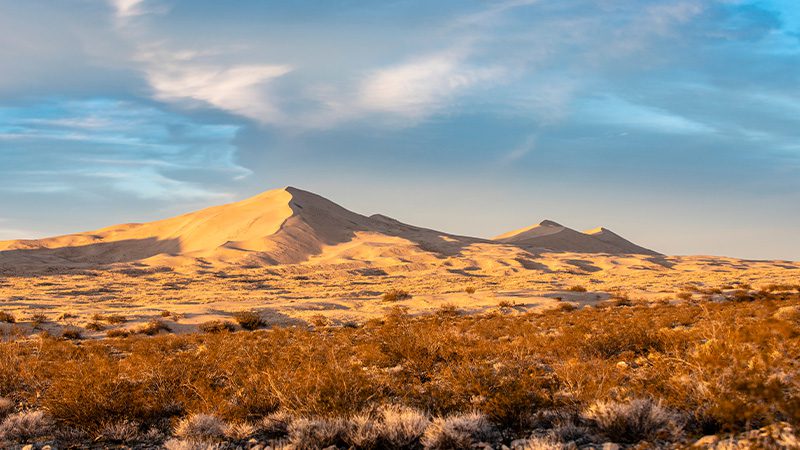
0 186 797 339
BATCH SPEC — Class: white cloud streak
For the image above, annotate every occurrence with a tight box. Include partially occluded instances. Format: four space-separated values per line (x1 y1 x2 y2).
146 61 293 124
358 52 505 120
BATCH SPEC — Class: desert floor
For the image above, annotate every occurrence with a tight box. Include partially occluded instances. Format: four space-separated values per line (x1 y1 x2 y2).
1 252 797 339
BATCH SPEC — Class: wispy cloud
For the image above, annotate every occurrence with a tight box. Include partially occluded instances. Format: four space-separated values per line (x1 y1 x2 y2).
358 51 505 121
0 98 248 200
143 53 293 124
499 135 537 165
578 95 716 135
110 0 146 19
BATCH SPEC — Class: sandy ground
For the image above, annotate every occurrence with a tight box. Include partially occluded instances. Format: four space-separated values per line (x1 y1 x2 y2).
0 251 796 339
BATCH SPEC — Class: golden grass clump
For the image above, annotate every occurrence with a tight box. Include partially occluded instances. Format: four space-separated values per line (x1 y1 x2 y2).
233 310 265 330
198 320 236 333
382 289 412 302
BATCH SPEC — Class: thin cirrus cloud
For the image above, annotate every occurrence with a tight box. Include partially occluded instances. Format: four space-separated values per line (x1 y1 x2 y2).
358 51 506 121
145 60 294 124
0 98 248 200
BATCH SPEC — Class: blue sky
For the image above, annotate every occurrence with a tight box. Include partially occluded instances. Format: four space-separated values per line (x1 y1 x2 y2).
0 0 798 259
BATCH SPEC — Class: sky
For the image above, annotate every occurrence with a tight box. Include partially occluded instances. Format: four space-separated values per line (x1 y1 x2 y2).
0 0 798 260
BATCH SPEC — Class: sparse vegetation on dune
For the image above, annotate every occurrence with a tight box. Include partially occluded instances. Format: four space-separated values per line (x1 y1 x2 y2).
234 310 265 330
383 289 412 302
0 293 797 447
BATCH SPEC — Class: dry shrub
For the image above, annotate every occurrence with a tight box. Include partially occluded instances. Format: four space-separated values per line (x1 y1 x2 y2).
96 419 140 442
376 405 429 448
0 296 794 445
234 310 264 330
348 413 381 448
289 417 351 450
567 285 587 292
383 289 412 302
0 410 51 443
85 321 105 331
104 314 128 324
56 312 77 321
174 413 226 441
730 290 755 302
198 320 236 333
582 398 682 444
224 421 257 440
310 314 328 327
465 287 476 294
29 313 47 328
138 319 171 335
62 327 82 340
106 329 130 338
259 410 292 438
436 304 461 317
555 302 576 312
421 412 496 449
0 398 14 419
0 312 14 323
773 306 800 322
498 300 515 310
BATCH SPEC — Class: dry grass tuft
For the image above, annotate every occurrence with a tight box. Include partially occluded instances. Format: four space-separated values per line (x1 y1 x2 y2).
96 419 140 442
421 412 496 449
233 310 264 330
377 405 429 448
174 413 226 442
61 328 82 340
106 328 130 338
583 398 682 444
85 321 105 331
198 320 236 333
0 410 51 443
29 313 47 329
288 417 351 450
0 311 15 323
137 319 172 335
0 398 14 420
383 289 412 302
259 410 292 438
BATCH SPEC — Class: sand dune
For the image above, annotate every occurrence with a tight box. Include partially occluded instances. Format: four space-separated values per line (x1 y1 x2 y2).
494 220 660 255
0 186 666 270
0 187 487 267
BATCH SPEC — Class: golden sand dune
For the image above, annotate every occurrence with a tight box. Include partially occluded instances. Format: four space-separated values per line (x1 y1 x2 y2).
0 186 657 269
494 220 660 255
